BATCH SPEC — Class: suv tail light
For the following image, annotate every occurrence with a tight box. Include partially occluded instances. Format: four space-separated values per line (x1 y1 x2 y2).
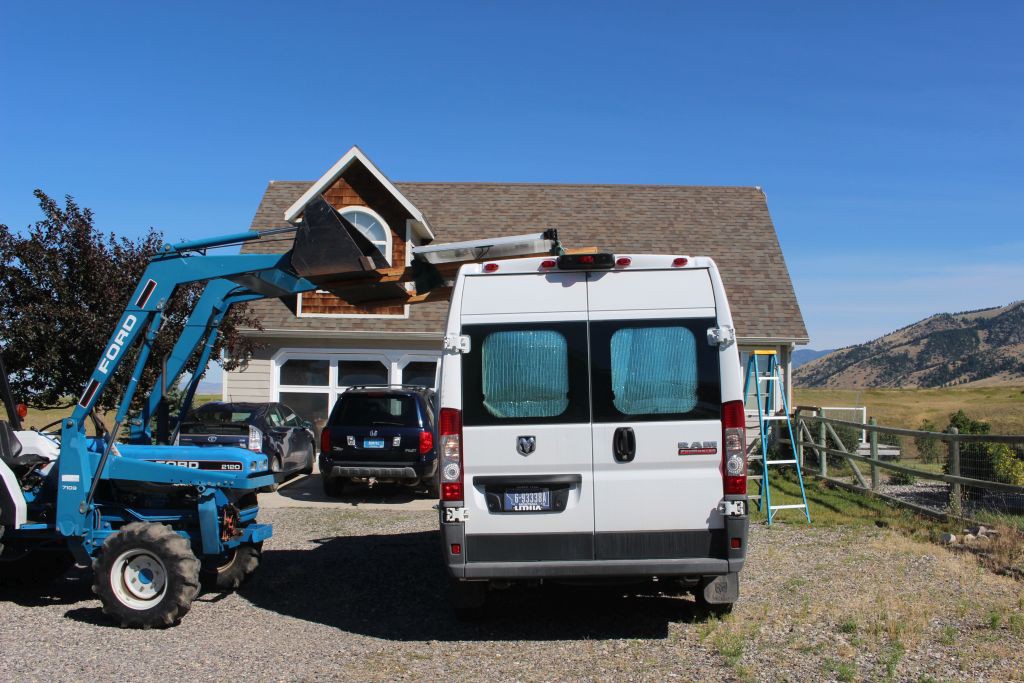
418 429 433 455
721 400 747 495
247 425 263 453
320 428 330 455
438 408 463 502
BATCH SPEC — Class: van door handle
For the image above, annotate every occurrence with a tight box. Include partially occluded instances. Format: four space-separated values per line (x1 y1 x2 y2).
613 427 636 463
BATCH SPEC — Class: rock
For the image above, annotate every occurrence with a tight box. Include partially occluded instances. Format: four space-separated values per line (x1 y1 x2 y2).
964 533 977 544
977 525 988 535
941 533 957 545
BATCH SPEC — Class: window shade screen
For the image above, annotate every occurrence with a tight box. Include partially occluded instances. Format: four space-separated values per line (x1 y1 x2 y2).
610 326 698 415
482 330 569 418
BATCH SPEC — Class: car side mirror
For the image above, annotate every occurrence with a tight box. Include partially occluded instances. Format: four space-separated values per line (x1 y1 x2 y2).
302 420 313 430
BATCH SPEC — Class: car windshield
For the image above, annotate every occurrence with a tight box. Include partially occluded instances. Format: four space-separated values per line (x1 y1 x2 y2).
187 406 256 425
334 395 419 427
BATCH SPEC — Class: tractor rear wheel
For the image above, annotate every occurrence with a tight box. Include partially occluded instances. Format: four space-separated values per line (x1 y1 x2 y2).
0 546 76 586
200 541 262 591
92 522 200 629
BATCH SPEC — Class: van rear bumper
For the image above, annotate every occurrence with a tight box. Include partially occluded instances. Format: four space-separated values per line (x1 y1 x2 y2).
440 517 747 579
457 557 734 579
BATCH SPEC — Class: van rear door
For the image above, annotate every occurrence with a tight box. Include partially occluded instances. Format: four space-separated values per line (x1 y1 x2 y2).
458 272 595 563
587 268 726 560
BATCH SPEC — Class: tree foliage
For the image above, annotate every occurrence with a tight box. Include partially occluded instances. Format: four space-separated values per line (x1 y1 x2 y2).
0 190 262 411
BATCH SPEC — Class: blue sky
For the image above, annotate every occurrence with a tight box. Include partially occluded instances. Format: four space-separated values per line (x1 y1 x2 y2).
2 1 1022 355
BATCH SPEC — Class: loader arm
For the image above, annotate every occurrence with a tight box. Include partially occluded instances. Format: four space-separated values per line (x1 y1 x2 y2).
54 199 565 538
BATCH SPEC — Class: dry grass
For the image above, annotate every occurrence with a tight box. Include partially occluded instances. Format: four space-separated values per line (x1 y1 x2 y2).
794 385 1024 433
702 524 1024 681
17 393 221 433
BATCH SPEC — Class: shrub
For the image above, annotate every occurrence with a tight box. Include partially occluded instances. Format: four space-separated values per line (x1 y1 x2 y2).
914 419 942 464
827 423 861 453
991 444 1024 487
888 470 917 485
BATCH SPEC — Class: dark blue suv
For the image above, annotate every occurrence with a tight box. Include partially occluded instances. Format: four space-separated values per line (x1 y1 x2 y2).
319 386 437 497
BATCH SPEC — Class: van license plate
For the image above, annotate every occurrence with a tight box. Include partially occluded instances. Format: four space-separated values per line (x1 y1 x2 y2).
363 438 385 449
503 489 551 512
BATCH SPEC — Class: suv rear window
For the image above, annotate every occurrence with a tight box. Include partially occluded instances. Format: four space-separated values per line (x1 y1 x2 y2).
330 394 420 428
186 406 255 425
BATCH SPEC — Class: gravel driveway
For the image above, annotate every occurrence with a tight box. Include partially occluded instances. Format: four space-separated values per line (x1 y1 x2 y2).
2 494 1023 682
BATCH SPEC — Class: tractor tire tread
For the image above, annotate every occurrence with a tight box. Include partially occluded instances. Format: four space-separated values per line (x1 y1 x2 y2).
200 542 262 591
92 522 200 629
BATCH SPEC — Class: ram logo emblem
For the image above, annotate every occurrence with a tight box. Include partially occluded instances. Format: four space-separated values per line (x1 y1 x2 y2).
516 435 536 456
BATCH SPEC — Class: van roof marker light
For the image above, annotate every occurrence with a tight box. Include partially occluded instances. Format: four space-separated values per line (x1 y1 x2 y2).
483 263 500 273
672 257 689 267
615 257 632 267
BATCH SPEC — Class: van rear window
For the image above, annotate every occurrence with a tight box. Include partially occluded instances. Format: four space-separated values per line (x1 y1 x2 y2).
461 322 590 426
610 326 698 415
482 330 569 418
591 318 721 422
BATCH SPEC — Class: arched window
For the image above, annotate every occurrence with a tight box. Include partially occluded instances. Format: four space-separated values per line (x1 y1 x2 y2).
340 207 392 265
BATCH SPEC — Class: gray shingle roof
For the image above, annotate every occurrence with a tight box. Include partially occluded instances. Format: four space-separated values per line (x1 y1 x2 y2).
241 181 808 342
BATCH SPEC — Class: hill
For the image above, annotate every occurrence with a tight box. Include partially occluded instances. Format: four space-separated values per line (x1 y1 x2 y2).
792 348 835 368
794 301 1024 388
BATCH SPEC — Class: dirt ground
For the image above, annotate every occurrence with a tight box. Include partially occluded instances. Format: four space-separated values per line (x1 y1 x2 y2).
2 498 1022 682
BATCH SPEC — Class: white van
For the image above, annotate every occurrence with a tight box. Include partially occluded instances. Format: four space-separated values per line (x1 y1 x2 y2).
436 252 749 614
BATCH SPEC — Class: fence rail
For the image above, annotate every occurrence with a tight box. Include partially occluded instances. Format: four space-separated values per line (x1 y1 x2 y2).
787 406 1024 520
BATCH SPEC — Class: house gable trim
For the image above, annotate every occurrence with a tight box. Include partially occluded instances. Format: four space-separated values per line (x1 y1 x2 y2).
284 146 434 240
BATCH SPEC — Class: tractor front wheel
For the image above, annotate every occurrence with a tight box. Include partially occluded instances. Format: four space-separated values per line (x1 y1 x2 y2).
200 542 262 591
92 522 200 629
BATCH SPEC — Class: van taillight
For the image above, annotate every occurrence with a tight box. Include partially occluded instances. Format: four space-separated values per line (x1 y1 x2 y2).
418 429 433 454
439 408 463 502
721 400 747 495
320 428 330 454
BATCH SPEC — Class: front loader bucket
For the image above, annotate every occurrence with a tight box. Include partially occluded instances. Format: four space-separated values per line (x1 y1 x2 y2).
289 196 390 283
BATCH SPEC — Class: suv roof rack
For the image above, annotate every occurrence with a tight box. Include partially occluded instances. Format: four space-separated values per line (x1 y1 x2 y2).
344 384 435 392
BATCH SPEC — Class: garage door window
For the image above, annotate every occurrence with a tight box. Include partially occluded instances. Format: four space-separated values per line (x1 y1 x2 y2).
402 361 437 388
280 359 329 386
338 361 389 388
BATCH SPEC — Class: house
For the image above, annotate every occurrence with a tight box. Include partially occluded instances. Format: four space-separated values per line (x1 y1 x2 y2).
224 146 809 432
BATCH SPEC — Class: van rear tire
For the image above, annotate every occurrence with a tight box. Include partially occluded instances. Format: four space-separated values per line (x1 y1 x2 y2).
448 577 487 619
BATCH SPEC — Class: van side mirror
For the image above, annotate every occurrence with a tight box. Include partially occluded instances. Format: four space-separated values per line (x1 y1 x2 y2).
302 420 313 430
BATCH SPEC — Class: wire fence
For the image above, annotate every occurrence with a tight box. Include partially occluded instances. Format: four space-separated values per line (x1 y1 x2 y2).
790 407 1024 524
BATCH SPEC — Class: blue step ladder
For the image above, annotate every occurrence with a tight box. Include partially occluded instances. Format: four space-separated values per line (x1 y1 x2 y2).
743 350 811 524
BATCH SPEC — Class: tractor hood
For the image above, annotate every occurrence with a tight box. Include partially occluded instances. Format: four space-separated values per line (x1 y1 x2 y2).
97 441 271 474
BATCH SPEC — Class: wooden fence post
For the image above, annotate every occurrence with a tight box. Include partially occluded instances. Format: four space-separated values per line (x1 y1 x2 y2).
818 418 827 478
869 417 879 490
948 427 962 516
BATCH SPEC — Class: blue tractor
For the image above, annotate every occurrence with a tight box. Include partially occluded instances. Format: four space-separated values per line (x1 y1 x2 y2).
0 198 411 627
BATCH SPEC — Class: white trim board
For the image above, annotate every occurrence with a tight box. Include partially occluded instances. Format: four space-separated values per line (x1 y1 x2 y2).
284 145 434 240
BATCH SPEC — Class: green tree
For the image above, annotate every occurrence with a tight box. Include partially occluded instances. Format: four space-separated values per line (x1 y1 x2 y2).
0 190 262 412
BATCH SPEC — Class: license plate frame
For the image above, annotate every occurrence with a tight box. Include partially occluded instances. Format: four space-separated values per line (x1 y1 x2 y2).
363 438 385 449
502 488 552 512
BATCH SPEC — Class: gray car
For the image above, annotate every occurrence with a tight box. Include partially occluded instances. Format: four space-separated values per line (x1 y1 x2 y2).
178 402 316 481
